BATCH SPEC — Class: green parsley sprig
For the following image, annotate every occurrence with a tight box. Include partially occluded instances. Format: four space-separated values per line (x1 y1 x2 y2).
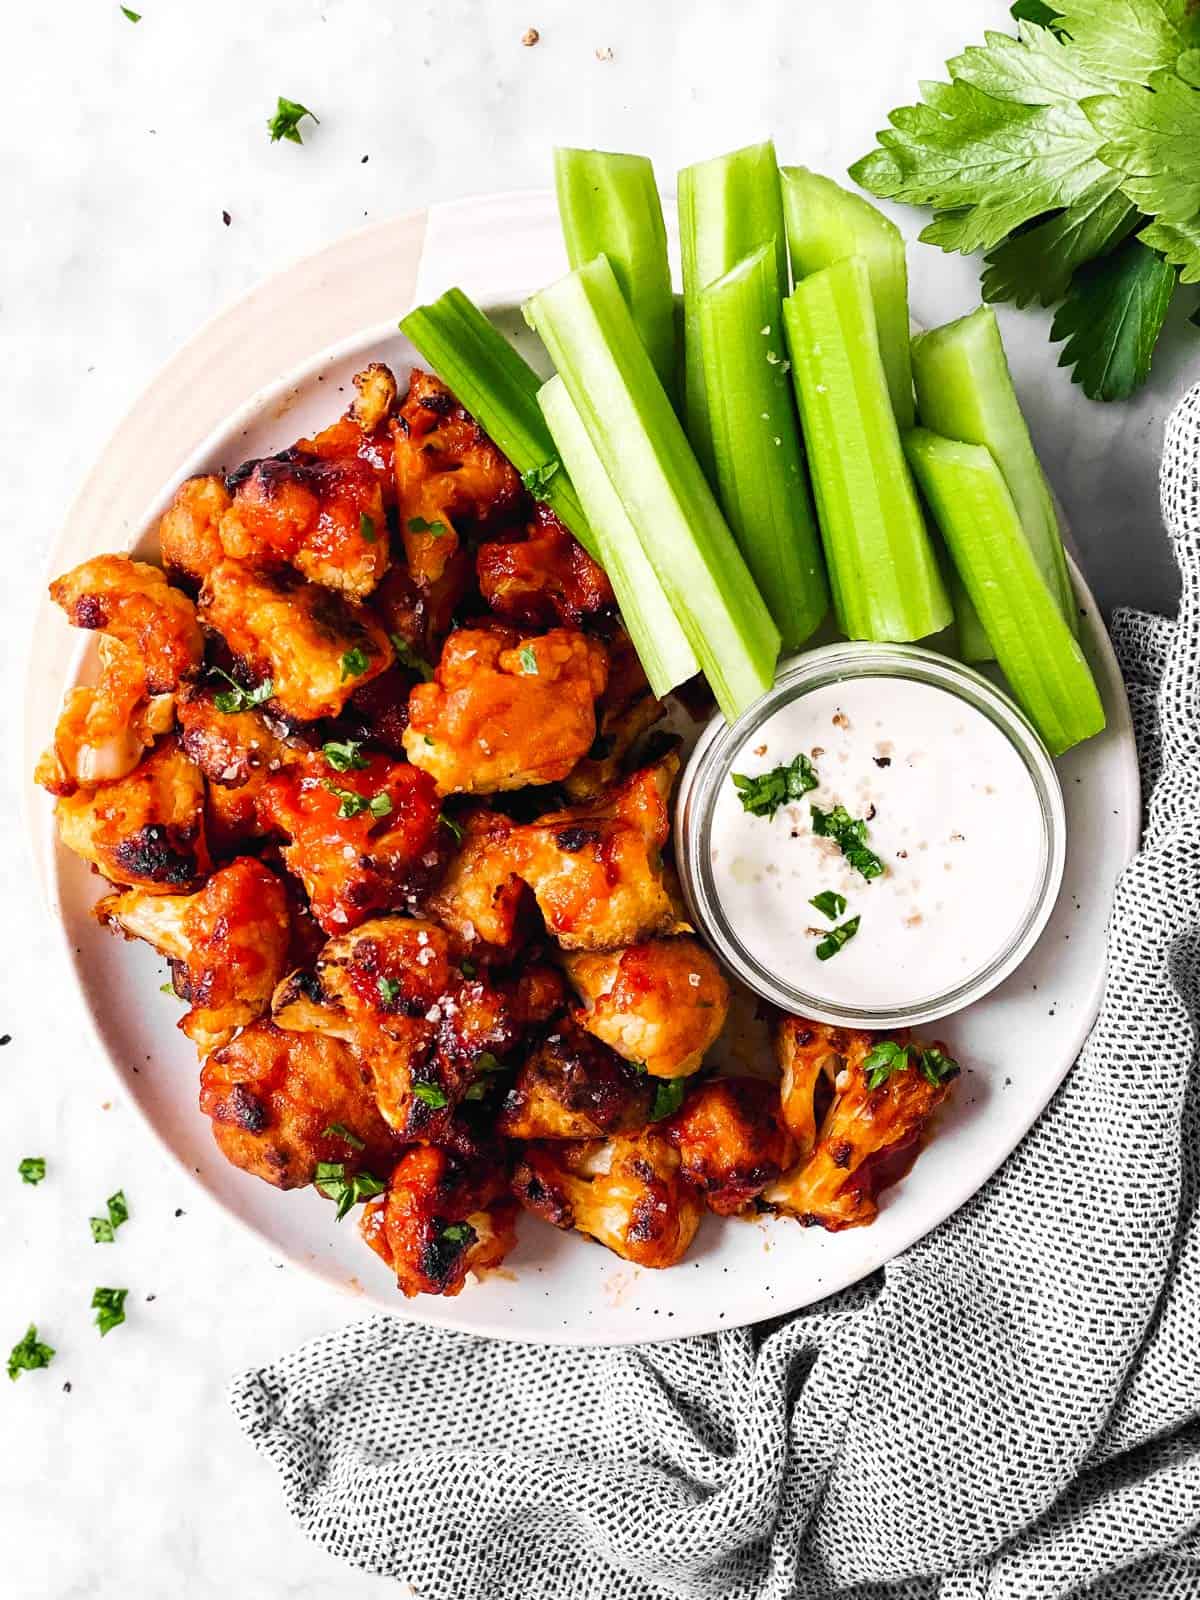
89 1190 130 1244
7 1324 54 1380
322 779 393 820
18 1157 45 1186
314 1163 386 1221
92 1287 128 1337
210 667 273 716
810 804 885 880
731 752 818 819
322 738 370 773
268 97 319 145
815 915 861 961
862 1039 961 1090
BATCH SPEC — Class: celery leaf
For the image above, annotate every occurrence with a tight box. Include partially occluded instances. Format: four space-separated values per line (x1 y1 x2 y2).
1054 0 1200 88
1050 236 1176 398
982 171 1139 306
1087 70 1200 228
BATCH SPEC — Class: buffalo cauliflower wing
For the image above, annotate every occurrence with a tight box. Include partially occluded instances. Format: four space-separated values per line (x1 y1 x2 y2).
200 1019 396 1188
476 503 614 628
562 936 729 1077
96 857 291 1054
54 736 209 892
512 1131 703 1268
421 809 530 959
361 1142 518 1297
157 474 231 589
36 637 176 796
561 629 664 802
665 1077 794 1215
497 1026 654 1141
403 625 608 795
199 561 392 723
49 554 203 693
764 1023 958 1230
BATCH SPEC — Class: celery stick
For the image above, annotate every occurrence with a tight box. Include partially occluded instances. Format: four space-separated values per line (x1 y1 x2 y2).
782 256 951 642
525 255 780 720
781 167 915 430
904 428 1104 756
910 306 1076 639
554 148 675 394
678 141 788 482
538 376 699 698
399 287 598 559
698 243 828 649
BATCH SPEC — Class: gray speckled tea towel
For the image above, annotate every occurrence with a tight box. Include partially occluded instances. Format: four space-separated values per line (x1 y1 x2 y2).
229 382 1200 1600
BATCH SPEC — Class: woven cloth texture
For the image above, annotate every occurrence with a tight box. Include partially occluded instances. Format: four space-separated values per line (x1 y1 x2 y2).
230 381 1200 1600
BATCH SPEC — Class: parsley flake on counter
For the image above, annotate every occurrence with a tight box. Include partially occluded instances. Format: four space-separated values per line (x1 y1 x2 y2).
809 890 847 921
120 5 142 19
90 1217 115 1244
810 803 884 880
322 738 370 773
92 1287 128 1337
389 635 435 680
267 96 319 146
520 459 561 497
322 779 392 820
407 516 447 536
359 512 378 544
323 1122 365 1151
815 914 860 961
160 980 176 995
18 1157 45 1186
8 1324 54 1381
211 667 273 715
340 646 372 681
314 1163 385 1221
90 1190 129 1242
731 752 817 819
649 1077 686 1122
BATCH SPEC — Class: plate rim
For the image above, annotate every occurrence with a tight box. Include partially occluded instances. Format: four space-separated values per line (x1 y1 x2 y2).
27 191 1143 1345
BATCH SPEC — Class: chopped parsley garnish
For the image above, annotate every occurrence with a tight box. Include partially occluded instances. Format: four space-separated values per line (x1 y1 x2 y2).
322 738 370 773
322 780 393 820
323 1122 365 1151
862 1039 961 1090
460 959 477 980
18 1157 45 1186
815 914 861 962
389 634 435 680
520 459 561 497
314 1163 385 1221
407 516 447 537
441 1221 474 1246
120 6 142 20
211 667 273 715
92 1287 128 1337
160 979 176 995
412 1083 450 1110
649 1077 686 1121
359 512 378 544
267 96 319 145
376 976 401 1006
439 811 464 844
90 1190 129 1243
463 1052 505 1101
7 1324 54 1381
518 645 539 675
809 890 847 921
340 646 372 681
731 752 818 819
810 804 885 880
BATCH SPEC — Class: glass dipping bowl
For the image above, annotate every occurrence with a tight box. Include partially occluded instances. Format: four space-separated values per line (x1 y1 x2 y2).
673 641 1067 1029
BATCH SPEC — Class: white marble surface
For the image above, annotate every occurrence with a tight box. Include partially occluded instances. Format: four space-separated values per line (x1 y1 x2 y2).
3 2 1197 1596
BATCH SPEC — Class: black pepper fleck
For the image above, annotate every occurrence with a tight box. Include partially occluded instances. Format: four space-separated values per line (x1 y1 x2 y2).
62 1381 72 1393
222 210 231 226
0 1033 10 1046
873 756 891 768
174 1208 185 1218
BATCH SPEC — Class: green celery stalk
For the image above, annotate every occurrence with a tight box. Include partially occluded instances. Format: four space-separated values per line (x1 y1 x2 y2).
525 255 780 720
910 306 1077 649
399 287 598 559
554 148 676 394
782 255 951 642
698 242 828 649
781 166 915 429
538 376 699 698
904 428 1104 756
678 141 788 482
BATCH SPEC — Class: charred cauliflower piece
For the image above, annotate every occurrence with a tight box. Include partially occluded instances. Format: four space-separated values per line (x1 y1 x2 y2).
96 858 291 1055
54 736 209 892
258 750 444 934
773 1017 845 1160
476 503 614 628
393 368 523 589
563 937 729 1078
177 680 304 854
422 809 529 959
361 1143 518 1298
157 474 231 589
506 752 688 951
403 626 609 795
765 1024 958 1230
562 630 664 802
297 361 398 493
199 1019 396 1189
665 1077 794 1215
199 561 392 723
49 554 204 693
497 1026 653 1141
36 637 176 796
513 1131 703 1269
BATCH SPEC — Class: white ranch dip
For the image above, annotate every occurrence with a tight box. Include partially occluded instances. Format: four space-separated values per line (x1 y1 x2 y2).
708 674 1046 1011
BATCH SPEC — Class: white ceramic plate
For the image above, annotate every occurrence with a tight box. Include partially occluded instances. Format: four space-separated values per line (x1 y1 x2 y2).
31 193 1140 1344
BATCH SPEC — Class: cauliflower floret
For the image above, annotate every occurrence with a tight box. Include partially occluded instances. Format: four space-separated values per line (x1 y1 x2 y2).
403 626 608 795
497 1026 654 1141
48 554 203 693
96 857 291 1055
199 1019 397 1189
157 474 231 589
361 1142 518 1298
421 809 529 958
512 1130 703 1268
476 503 614 628
772 1016 846 1160
562 628 664 802
563 936 729 1078
36 636 176 796
665 1077 795 1215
